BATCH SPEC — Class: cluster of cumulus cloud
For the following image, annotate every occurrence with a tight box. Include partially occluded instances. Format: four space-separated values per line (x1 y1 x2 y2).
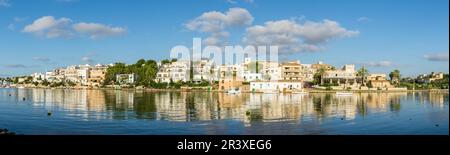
22 16 126 39
185 7 359 53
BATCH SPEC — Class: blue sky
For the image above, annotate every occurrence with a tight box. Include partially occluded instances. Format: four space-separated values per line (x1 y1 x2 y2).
0 0 448 77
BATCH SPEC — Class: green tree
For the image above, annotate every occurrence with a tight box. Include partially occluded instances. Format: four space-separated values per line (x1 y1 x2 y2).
389 69 401 85
357 66 369 86
42 79 50 86
161 59 171 65
104 59 160 87
313 67 327 85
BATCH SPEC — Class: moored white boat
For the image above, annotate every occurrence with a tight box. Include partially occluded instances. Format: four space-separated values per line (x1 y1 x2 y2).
227 88 241 94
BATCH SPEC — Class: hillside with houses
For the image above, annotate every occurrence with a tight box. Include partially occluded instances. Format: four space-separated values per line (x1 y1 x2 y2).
0 58 448 92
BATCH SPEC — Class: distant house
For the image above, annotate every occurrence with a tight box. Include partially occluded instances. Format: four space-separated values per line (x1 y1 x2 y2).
219 78 244 91
322 64 357 86
31 73 45 82
366 74 393 89
417 72 445 83
116 73 137 85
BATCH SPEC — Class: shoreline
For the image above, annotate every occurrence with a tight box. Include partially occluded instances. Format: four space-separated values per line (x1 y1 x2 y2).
1 86 448 93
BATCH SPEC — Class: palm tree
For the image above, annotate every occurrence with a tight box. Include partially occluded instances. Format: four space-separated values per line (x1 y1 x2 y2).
357 66 369 86
389 69 401 85
314 67 327 85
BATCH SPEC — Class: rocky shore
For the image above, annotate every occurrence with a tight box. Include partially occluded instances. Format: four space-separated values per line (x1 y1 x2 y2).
0 129 15 135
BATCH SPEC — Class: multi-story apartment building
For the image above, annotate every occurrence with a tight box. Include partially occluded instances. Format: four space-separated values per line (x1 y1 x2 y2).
45 69 64 82
281 61 303 81
77 65 91 86
64 65 80 83
87 64 108 87
192 59 216 83
156 60 190 83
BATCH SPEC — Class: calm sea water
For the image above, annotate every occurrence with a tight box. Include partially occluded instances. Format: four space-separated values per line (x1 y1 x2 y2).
0 88 448 135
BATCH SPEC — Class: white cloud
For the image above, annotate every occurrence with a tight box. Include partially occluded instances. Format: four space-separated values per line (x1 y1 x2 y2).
185 7 253 45
0 0 11 7
73 23 126 39
424 53 449 62
243 19 359 53
22 16 127 39
363 61 392 67
186 7 253 32
22 16 73 38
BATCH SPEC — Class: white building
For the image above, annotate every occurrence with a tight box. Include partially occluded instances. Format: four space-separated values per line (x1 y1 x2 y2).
31 73 45 82
218 64 244 80
156 60 190 83
262 66 282 81
116 73 137 84
250 80 303 92
241 71 262 82
301 64 315 82
64 65 81 83
192 59 217 82
45 69 64 82
322 64 357 85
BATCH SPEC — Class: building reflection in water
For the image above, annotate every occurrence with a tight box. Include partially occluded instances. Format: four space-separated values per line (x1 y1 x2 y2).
4 88 446 125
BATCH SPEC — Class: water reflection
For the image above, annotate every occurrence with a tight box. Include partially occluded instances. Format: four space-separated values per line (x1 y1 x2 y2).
1 89 448 126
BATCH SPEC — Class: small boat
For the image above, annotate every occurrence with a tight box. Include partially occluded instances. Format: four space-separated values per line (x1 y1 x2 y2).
336 92 353 96
17 86 25 89
227 88 241 94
